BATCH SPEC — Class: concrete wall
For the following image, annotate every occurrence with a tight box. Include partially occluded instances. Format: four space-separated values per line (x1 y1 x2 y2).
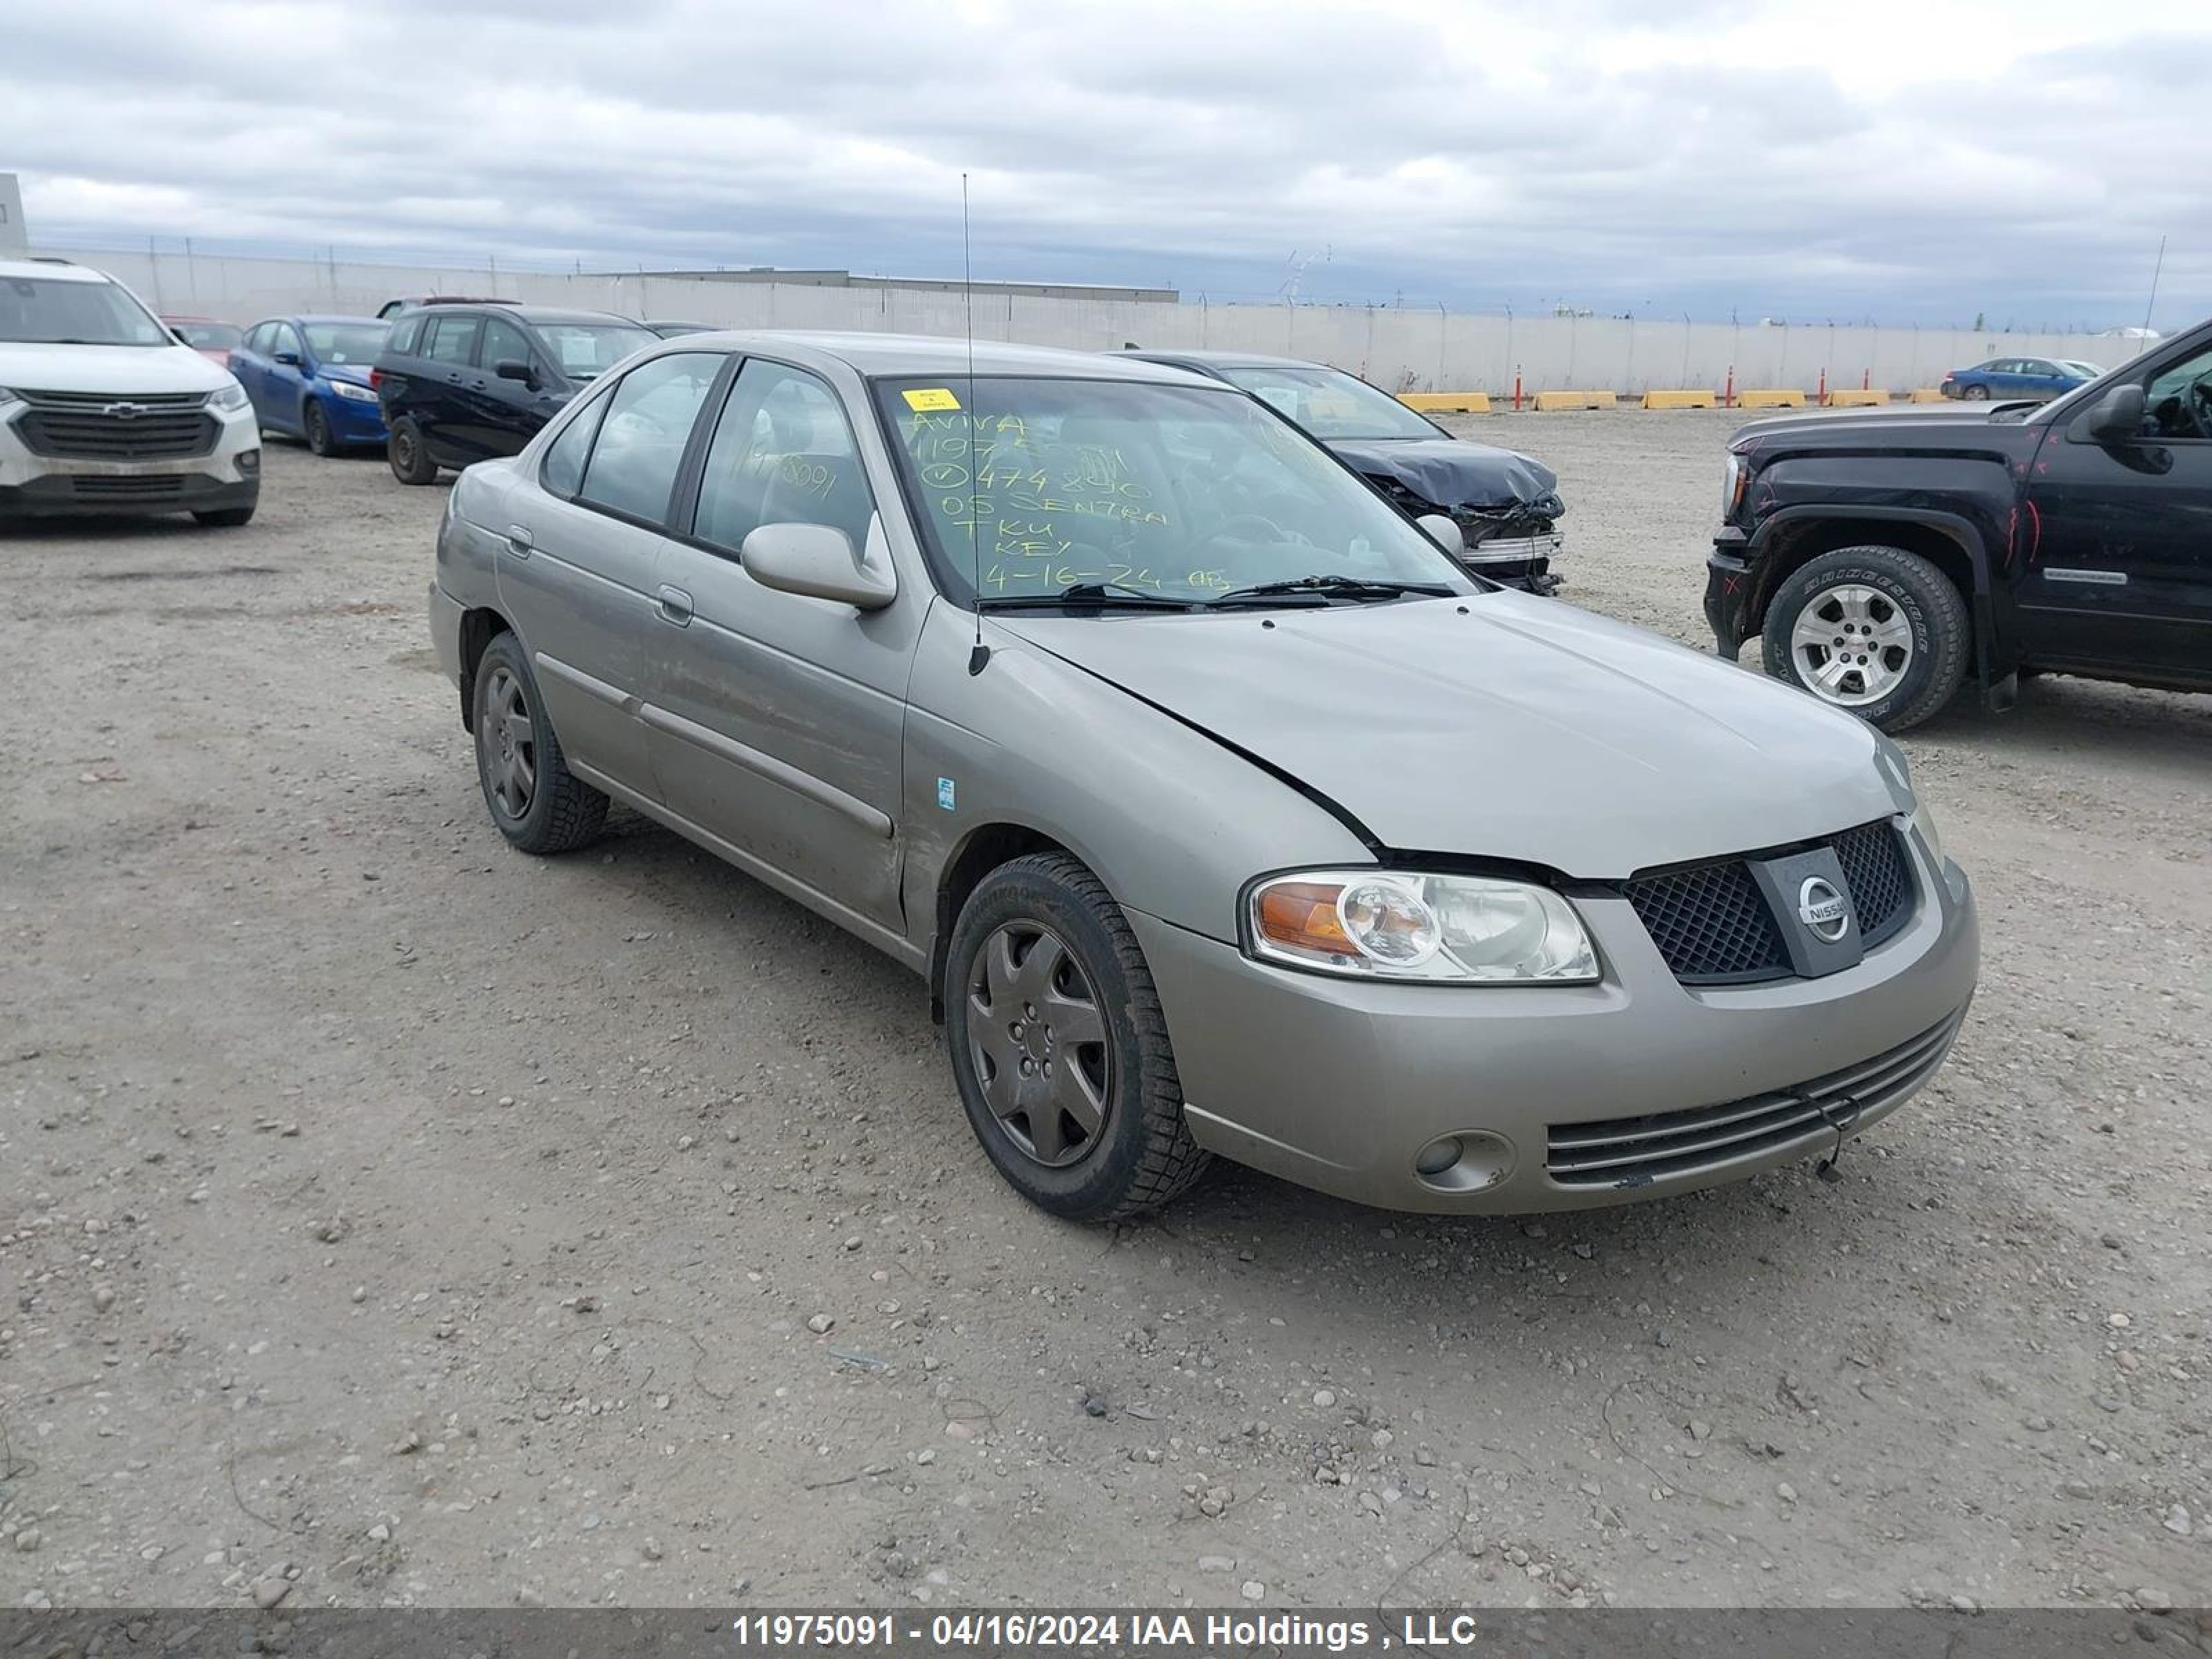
35 242 2115 395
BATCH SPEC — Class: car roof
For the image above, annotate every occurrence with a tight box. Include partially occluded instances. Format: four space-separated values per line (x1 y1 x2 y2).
655 330 1222 384
0 256 112 283
293 313 386 326
1120 347 1324 371
392 303 641 327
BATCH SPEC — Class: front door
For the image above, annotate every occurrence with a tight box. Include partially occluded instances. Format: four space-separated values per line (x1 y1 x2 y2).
2018 336 2212 677
644 356 919 932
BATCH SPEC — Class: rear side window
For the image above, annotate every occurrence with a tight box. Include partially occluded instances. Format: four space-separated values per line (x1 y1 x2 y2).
541 397 608 499
424 315 480 365
575 352 722 524
245 322 275 355
387 315 423 355
693 359 876 556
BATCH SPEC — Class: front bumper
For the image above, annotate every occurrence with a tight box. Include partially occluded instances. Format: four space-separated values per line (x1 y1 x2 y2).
0 398 261 517
1453 529 1563 595
1130 828 1977 1213
321 387 390 444
1705 525 1754 655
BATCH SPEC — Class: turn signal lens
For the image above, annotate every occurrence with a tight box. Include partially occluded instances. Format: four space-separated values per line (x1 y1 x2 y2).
1255 882 1353 957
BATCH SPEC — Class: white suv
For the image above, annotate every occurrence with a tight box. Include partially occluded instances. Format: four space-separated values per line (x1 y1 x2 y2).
0 257 261 525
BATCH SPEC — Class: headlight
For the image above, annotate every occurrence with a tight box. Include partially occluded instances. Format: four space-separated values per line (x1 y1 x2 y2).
1722 452 1748 519
1909 798 1945 870
1247 869 1600 984
329 379 378 402
205 382 248 413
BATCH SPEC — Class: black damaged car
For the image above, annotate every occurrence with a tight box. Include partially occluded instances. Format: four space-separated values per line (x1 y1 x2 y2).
1707 317 2212 732
1119 348 1565 593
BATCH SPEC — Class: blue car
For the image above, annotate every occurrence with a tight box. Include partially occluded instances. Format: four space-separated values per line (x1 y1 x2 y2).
231 315 391 453
1940 355 2100 402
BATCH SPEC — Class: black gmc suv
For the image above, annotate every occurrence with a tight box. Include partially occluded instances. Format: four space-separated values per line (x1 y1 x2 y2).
373 304 653 484
1708 317 2212 731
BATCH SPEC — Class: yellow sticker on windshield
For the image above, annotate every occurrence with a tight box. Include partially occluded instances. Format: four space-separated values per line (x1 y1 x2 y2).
903 387 962 411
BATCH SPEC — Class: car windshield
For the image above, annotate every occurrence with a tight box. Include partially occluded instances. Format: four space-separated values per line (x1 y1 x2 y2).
304 321 387 364
1217 364 1439 441
0 275 171 346
2062 360 2102 377
874 375 1471 606
171 321 243 350
535 321 655 381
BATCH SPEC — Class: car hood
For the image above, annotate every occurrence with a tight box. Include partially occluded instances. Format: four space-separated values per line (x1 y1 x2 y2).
0 340 233 395
1326 435 1562 513
1731 403 2031 445
319 362 373 387
994 592 1897 877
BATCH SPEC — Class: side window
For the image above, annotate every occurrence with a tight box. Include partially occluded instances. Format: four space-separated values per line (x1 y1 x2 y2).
575 352 722 524
272 323 303 362
424 315 481 365
482 317 534 374
387 315 423 356
693 360 877 557
2144 343 2212 440
541 395 609 499
242 323 270 356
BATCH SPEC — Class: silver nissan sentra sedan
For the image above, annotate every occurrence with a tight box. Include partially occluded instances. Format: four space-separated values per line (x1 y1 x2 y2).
428 332 1978 1221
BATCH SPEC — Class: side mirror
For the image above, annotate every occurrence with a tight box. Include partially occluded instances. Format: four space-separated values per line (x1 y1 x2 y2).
272 350 301 367
1416 512 1463 552
494 358 535 384
2079 382 2146 444
742 520 897 611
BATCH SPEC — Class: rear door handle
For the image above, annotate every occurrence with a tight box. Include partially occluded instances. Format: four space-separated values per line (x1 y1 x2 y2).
504 525 533 556
657 585 695 626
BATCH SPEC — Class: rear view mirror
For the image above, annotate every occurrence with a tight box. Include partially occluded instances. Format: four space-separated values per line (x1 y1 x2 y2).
742 519 897 611
1416 512 1463 552
494 358 534 383
2079 383 2146 443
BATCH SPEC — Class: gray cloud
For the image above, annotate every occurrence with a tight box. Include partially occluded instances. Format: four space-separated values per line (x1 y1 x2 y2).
4 0 2206 326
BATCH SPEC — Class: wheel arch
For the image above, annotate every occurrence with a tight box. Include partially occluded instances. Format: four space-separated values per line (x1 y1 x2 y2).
456 606 517 733
928 821 1075 1022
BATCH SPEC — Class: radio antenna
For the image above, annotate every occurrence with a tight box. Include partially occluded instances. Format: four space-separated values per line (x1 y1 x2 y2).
963 171 989 676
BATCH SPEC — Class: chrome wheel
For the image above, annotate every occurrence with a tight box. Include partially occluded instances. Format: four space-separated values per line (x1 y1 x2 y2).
965 921 1111 1167
1789 583 1914 707
481 664 538 820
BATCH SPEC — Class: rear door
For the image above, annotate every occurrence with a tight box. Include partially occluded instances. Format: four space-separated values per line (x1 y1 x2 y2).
2018 335 2212 677
643 356 919 930
415 312 487 465
489 350 725 800
265 321 310 431
233 323 274 419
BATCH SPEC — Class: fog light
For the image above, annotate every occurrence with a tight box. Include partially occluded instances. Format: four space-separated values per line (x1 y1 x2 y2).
237 449 261 473
1414 1130 1516 1194
1415 1136 1462 1176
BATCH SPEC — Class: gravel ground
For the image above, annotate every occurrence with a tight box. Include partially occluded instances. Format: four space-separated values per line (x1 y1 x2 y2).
1 412 2206 1614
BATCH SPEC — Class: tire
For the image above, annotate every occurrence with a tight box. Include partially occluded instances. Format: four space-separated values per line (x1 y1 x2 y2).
388 418 439 485
1762 545 1969 733
192 505 255 527
471 632 608 854
303 400 335 457
1962 383 1990 401
945 852 1209 1221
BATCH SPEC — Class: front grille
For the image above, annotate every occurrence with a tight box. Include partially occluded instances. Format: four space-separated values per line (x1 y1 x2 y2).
1546 1010 1964 1188
1622 858 1790 982
13 389 216 460
1833 821 1911 946
1623 818 1920 984
72 475 188 500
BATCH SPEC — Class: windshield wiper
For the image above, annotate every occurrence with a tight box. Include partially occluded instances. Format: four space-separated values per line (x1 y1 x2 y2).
977 581 1195 612
1207 573 1456 606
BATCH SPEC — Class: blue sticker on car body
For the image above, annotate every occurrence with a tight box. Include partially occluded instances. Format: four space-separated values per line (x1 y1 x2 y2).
937 777 957 811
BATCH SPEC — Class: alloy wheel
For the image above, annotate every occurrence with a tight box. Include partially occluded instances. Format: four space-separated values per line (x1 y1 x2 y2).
481 664 538 819
965 921 1112 1167
1790 583 1915 707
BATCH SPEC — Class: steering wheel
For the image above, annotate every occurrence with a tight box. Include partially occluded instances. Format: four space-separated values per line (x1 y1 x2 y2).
2186 377 2212 440
1195 513 1298 553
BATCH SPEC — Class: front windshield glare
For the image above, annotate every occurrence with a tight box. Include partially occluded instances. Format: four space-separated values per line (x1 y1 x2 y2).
1219 364 1439 441
305 322 388 364
0 276 171 346
876 376 1469 604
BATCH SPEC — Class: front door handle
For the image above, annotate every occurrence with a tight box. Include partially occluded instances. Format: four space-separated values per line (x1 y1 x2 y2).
657 585 695 626
504 525 533 556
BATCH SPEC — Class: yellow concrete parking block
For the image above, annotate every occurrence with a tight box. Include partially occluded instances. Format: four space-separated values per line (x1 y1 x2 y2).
1642 389 1717 409
1532 389 1615 411
1907 388 1947 403
1399 392 1493 413
1825 389 1890 407
1737 389 1806 409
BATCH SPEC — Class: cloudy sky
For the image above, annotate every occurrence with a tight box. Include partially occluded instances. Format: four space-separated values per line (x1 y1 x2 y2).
5 0 2206 327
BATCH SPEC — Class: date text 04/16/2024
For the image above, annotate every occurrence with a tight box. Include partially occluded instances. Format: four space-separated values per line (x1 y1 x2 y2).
727 1611 1490 1651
